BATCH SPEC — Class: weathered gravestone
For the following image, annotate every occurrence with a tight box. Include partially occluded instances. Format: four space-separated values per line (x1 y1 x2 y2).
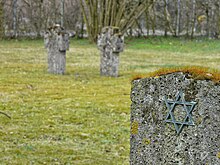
130 72 220 165
44 24 69 74
97 26 124 77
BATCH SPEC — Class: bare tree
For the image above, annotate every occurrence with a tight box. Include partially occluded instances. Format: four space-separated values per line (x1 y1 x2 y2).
79 0 154 42
1 0 220 39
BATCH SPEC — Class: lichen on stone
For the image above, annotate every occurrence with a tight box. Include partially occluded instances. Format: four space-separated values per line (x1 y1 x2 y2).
142 138 151 145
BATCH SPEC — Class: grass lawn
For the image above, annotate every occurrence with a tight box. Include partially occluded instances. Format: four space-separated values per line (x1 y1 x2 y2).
0 37 219 164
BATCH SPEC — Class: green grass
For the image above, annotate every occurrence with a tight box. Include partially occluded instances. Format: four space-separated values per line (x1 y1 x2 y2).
0 37 220 164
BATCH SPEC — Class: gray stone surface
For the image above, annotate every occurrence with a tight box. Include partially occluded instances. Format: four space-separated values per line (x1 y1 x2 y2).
44 24 69 74
130 72 220 165
97 27 124 77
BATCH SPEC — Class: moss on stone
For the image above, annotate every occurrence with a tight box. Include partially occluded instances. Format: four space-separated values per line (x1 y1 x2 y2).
133 66 220 83
131 121 139 135
217 152 220 159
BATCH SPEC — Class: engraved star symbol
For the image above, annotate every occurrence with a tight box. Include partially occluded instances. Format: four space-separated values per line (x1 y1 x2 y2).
164 91 197 135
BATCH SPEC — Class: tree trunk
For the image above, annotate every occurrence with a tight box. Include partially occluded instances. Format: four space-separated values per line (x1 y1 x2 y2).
206 2 210 37
80 12 84 38
0 1 4 39
176 0 181 36
145 9 150 36
151 3 156 36
164 0 169 37
135 19 144 37
37 1 43 38
60 0 64 27
216 2 220 37
191 0 196 39
186 0 190 37
13 0 17 38
52 0 56 24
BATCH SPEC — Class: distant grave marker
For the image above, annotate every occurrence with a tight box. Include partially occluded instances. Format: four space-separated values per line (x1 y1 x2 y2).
130 72 220 165
44 24 69 74
97 26 124 77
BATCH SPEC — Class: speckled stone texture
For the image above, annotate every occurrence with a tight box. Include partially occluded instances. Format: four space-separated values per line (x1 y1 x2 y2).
44 25 69 74
97 26 124 77
130 72 220 165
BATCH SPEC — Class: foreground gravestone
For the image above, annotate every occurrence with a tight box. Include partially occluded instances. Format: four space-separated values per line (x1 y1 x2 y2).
97 26 124 77
44 24 69 74
130 72 220 165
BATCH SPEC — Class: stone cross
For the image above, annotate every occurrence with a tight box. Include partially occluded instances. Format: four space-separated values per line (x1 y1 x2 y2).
44 24 69 74
97 26 124 77
130 72 220 165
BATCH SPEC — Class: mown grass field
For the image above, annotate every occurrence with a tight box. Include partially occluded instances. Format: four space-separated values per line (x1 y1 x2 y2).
0 37 220 164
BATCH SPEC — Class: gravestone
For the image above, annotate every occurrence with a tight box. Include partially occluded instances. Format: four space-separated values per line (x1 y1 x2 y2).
130 72 220 165
97 26 124 77
44 24 69 74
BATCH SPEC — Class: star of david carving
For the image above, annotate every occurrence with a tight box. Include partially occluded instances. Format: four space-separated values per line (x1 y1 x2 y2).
164 91 197 135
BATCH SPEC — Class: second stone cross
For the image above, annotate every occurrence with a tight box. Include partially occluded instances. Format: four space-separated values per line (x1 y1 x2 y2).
97 27 124 77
